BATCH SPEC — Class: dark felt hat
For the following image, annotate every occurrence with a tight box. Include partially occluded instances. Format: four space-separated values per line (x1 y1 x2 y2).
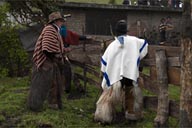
115 20 128 34
48 12 71 24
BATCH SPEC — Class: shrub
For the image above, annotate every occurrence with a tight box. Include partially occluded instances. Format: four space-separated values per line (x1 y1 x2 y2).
0 3 30 77
0 27 30 77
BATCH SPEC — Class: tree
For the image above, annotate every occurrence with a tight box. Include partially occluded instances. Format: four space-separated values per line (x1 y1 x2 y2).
0 3 29 77
5 0 65 26
179 0 192 127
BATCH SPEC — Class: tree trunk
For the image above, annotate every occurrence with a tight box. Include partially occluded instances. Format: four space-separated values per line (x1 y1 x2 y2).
179 38 192 127
154 50 169 127
179 0 192 127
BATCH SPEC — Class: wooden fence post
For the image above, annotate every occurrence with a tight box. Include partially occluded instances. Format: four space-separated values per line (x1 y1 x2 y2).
179 38 192 127
83 63 87 94
154 49 169 127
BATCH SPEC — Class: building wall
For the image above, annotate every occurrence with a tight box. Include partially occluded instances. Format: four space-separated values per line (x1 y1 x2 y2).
61 9 86 34
59 2 183 44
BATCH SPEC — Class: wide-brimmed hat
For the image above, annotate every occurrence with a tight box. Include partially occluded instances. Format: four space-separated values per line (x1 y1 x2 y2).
48 11 71 24
115 20 128 34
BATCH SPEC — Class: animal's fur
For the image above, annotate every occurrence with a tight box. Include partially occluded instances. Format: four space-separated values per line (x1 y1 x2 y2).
94 81 124 124
124 86 143 120
125 77 144 120
94 77 144 123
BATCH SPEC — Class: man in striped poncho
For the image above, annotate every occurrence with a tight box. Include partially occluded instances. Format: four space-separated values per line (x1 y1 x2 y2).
27 12 68 111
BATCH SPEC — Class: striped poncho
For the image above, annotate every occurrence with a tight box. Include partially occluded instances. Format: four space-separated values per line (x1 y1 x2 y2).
33 24 64 69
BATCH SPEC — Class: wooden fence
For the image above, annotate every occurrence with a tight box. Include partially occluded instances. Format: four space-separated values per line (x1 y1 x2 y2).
68 39 181 125
140 45 181 117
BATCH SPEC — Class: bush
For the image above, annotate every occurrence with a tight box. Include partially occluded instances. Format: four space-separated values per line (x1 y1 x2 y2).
0 27 30 77
0 3 30 77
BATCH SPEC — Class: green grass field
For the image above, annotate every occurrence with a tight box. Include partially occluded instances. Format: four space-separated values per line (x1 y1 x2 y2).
0 75 179 128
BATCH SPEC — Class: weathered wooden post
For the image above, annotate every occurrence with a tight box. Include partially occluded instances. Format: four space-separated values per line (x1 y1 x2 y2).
154 50 169 127
83 64 87 94
179 0 192 127
179 38 192 127
82 25 87 94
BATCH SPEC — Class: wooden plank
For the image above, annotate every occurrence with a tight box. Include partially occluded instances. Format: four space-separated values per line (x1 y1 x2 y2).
147 45 180 58
74 73 101 88
167 67 181 85
150 67 180 85
86 67 100 78
141 58 156 66
141 57 180 67
71 59 100 77
168 57 181 67
143 96 179 118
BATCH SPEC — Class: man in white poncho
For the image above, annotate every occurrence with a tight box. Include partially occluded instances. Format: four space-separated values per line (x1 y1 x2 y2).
101 20 148 89
94 20 148 123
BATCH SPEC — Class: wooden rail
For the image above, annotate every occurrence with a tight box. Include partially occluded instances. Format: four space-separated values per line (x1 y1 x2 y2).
69 44 181 122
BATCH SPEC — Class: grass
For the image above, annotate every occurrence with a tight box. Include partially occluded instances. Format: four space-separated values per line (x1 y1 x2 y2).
65 0 136 4
168 84 180 102
0 74 180 128
66 0 121 4
65 0 139 4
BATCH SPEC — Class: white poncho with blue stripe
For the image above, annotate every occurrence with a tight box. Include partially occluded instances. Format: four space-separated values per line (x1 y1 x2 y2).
101 35 148 89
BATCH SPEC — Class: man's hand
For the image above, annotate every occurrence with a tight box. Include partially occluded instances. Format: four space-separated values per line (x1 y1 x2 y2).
86 35 97 41
64 47 72 52
86 35 92 40
54 54 62 59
